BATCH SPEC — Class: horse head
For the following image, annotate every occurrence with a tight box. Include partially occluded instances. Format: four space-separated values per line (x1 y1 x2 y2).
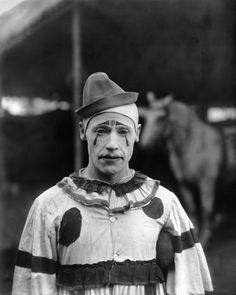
138 92 173 149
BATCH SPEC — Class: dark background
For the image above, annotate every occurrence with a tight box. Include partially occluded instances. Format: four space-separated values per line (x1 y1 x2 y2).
0 0 235 294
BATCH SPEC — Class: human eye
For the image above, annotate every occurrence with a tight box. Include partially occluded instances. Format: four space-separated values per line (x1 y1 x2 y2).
118 127 129 136
95 126 109 135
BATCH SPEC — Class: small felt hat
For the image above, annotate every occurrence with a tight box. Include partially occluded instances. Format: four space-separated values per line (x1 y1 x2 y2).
75 72 138 118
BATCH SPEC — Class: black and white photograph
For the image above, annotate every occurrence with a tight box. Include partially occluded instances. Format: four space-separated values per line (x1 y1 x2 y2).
0 0 235 294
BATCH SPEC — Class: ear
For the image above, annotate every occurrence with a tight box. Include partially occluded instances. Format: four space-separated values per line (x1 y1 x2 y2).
146 91 157 106
79 122 86 141
135 124 142 142
163 93 174 106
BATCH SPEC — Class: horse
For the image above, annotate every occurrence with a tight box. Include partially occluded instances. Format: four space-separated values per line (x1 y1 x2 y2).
138 92 228 246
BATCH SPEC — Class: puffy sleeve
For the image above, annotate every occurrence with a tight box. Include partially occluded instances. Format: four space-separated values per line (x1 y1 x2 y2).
12 196 58 295
163 193 213 295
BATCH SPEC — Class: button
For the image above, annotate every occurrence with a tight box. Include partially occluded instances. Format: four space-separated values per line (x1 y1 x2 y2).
110 216 116 223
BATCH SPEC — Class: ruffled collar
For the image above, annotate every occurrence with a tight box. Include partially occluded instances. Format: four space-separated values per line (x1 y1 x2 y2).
57 171 160 213
69 170 147 197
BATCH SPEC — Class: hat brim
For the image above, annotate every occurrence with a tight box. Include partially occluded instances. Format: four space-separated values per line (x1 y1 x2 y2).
75 92 138 118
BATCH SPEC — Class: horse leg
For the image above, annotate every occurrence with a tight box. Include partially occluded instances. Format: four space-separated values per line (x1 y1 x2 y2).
198 177 215 247
168 151 199 231
179 183 198 231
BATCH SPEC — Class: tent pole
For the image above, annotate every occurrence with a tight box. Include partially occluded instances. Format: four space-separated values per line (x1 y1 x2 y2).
72 0 83 173
0 58 6 256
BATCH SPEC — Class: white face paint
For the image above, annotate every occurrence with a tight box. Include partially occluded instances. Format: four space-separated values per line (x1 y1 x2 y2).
80 112 141 183
83 103 139 134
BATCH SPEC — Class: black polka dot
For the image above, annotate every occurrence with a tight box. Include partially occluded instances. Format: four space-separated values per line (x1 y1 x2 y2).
142 197 164 219
59 207 82 247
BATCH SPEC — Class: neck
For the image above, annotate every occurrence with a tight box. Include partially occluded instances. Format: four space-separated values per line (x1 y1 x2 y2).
83 164 132 184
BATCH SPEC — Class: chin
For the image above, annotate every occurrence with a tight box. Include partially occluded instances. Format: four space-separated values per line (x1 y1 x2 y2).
99 162 127 176
101 166 119 176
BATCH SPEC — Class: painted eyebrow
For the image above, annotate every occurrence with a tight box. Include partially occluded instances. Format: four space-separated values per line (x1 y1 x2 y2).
115 121 129 127
93 121 110 127
95 120 129 127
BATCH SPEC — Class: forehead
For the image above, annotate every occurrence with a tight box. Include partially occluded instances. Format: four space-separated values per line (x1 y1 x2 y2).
87 112 135 129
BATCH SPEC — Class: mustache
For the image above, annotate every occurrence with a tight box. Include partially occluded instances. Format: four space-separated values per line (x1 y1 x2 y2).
98 154 124 159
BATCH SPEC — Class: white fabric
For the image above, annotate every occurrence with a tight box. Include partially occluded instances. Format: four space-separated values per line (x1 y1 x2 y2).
58 285 166 295
83 103 139 132
12 175 213 295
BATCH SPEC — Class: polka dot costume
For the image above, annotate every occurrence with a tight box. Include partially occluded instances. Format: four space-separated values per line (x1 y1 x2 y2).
12 171 213 295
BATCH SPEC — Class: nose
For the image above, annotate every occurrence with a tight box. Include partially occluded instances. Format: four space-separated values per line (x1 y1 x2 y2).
105 132 119 150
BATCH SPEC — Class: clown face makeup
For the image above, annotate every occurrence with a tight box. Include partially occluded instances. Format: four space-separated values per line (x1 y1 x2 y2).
80 112 141 183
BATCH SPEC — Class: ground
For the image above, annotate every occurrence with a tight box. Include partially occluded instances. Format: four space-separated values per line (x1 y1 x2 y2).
206 215 236 295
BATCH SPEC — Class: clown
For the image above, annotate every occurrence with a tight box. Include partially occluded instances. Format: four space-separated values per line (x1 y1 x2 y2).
12 73 213 295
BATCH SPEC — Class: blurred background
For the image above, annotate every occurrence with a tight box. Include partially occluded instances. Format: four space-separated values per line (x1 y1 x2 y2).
0 0 235 294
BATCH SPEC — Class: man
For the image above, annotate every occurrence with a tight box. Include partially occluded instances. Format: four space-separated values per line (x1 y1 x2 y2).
12 72 213 295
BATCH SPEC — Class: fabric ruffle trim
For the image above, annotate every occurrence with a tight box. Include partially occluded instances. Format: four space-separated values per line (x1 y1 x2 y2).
57 172 160 213
70 171 147 197
57 259 164 290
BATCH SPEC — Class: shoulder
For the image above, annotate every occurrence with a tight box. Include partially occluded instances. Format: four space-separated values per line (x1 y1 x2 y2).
145 175 177 203
157 184 177 202
146 175 182 209
32 182 70 215
142 175 179 218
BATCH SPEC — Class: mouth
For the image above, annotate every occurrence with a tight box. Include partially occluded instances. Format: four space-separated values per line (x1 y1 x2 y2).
98 155 124 160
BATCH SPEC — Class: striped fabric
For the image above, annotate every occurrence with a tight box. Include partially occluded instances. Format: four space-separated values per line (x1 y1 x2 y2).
12 173 213 295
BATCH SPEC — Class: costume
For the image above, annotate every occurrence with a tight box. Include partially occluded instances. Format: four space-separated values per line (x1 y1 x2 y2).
12 170 213 295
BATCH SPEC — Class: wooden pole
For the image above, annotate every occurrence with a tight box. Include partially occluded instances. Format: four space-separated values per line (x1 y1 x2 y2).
72 0 83 173
200 1 211 120
0 57 6 282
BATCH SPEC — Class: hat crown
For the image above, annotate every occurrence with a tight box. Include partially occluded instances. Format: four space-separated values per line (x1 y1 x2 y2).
83 72 125 106
76 72 138 118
